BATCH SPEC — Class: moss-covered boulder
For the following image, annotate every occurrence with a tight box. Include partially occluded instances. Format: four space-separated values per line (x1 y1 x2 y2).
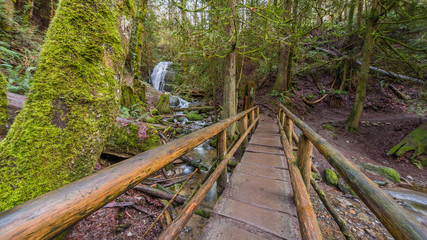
325 169 338 186
187 113 202 121
0 0 136 211
388 123 427 168
105 120 160 156
0 72 7 133
360 162 400 183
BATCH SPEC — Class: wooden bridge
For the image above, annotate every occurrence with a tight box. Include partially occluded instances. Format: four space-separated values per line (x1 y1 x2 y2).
200 116 300 239
1 105 426 240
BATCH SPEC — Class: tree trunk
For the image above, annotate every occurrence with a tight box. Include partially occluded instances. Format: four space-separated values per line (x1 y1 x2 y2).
0 0 14 32
272 0 292 92
346 0 379 132
348 0 357 32
0 0 136 211
355 0 364 32
0 72 7 134
223 0 237 136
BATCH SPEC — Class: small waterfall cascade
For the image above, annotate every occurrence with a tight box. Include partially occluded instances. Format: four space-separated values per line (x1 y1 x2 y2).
150 61 172 91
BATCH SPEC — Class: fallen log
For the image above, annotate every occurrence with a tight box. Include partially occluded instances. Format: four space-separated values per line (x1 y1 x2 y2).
134 185 187 204
389 85 410 100
302 94 328 106
356 61 424 84
172 106 214 112
311 177 355 240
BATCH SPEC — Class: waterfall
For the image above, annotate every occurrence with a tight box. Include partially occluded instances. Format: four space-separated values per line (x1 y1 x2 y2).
150 61 172 91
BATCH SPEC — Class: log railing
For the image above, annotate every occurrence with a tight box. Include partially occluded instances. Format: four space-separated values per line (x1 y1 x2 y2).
0 106 259 240
278 104 427 240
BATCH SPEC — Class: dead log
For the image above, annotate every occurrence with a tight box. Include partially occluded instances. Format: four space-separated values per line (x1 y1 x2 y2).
389 85 410 100
302 94 328 106
311 177 355 240
172 106 214 112
134 185 187 204
356 61 424 84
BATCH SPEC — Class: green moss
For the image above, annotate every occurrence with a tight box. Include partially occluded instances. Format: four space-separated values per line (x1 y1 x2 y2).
144 117 158 124
167 117 174 122
0 0 136 211
325 169 338 186
151 108 159 115
105 120 160 155
187 113 202 121
0 71 7 133
155 93 171 114
388 124 426 169
360 162 400 183
195 208 211 218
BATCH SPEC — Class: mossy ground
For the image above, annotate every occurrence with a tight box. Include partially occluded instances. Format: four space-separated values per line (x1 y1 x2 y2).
0 0 135 211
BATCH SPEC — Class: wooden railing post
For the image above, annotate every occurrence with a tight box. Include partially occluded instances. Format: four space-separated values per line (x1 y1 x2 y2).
280 110 286 127
240 115 248 154
297 134 313 191
285 117 293 148
217 130 227 195
250 109 255 134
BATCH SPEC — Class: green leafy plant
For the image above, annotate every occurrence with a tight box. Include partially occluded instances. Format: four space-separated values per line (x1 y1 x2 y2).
1 64 35 93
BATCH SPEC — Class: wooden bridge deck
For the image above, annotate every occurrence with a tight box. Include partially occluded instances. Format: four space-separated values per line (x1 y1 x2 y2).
200 116 300 240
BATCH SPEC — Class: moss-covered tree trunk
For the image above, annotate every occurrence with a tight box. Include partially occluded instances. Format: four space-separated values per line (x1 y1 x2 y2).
272 0 292 92
0 0 136 211
0 0 14 32
223 0 237 137
346 0 379 132
0 72 7 134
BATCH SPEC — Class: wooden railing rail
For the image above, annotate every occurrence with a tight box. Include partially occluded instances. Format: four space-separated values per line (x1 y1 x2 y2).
0 106 259 240
278 104 427 240
277 116 322 240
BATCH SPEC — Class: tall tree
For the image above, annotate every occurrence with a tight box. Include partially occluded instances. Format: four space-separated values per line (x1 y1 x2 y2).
346 0 381 131
273 0 292 92
223 0 238 136
0 0 136 211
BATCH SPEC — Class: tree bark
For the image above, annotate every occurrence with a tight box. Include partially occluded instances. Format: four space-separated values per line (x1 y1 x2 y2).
346 0 379 132
223 0 238 136
0 72 7 134
0 0 136 211
273 0 292 92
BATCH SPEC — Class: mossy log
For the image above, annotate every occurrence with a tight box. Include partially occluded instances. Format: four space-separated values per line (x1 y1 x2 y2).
156 93 171 114
120 85 146 109
172 106 214 112
0 72 7 133
0 0 136 211
388 123 426 167
105 119 161 156
311 177 355 240
134 185 186 204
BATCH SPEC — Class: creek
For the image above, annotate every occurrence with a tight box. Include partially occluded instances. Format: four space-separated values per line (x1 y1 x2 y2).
383 187 427 227
150 62 218 206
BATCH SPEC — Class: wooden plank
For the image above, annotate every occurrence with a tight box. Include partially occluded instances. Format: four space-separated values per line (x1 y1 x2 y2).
0 107 258 240
279 104 427 240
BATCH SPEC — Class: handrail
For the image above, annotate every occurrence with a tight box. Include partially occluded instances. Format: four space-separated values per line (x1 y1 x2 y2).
0 106 259 240
279 104 427 240
277 117 322 240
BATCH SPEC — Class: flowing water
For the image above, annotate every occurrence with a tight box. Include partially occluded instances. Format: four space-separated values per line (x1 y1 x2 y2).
383 187 427 227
